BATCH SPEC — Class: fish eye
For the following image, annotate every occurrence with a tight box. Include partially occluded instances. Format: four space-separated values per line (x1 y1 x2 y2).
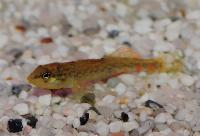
42 72 51 80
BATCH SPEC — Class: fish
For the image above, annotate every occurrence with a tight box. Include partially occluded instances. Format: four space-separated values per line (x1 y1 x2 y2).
27 47 182 96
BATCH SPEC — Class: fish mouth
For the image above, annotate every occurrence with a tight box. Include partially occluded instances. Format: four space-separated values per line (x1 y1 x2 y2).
26 74 31 81
26 73 35 84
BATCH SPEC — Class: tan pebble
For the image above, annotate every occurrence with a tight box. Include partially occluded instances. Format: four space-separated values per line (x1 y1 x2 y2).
169 122 187 131
40 37 53 44
62 108 76 116
110 131 125 136
23 125 32 136
5 77 12 80
132 107 153 115
116 97 129 105
15 25 26 32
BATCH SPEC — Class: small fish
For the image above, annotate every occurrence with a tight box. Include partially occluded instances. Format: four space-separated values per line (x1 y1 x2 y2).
27 47 182 96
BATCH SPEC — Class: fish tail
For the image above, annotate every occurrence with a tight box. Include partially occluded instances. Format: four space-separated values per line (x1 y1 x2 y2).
155 52 183 73
140 58 165 73
132 54 183 74
153 57 166 72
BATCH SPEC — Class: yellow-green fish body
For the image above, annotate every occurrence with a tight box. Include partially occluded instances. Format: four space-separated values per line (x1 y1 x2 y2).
27 47 182 92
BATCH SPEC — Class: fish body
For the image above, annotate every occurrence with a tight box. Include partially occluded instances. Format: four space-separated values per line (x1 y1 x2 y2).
27 47 182 92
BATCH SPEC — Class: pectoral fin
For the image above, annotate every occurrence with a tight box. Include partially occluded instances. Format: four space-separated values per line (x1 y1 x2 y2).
69 81 95 105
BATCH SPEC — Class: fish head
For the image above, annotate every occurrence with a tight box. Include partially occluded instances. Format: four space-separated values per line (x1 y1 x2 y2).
27 63 65 89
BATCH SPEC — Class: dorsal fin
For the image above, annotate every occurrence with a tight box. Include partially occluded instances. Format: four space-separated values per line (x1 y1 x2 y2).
105 46 141 58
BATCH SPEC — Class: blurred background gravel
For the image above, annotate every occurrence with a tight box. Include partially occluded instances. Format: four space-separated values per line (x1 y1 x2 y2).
0 0 200 136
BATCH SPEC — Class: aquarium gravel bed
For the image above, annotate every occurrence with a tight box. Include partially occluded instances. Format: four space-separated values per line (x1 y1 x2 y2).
0 0 200 136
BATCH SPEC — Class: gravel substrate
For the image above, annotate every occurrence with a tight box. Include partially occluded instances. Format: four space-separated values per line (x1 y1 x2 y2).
0 0 200 136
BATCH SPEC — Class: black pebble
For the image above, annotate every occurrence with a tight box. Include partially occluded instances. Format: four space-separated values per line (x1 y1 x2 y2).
121 112 129 122
123 41 132 47
26 115 38 128
11 85 23 96
80 112 89 125
11 84 31 96
156 85 161 88
145 100 163 110
7 119 23 133
108 30 119 38
149 15 157 21
170 16 180 22
129 129 139 136
68 34 73 37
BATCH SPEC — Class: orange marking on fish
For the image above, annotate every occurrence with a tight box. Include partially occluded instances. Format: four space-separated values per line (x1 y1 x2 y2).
146 63 154 73
135 64 142 72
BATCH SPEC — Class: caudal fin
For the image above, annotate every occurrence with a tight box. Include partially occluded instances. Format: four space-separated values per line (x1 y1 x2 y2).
155 52 183 73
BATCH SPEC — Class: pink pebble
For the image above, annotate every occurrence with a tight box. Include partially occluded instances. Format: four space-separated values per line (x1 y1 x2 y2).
23 126 32 136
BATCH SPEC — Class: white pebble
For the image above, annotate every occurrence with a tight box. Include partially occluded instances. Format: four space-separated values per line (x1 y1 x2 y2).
78 132 89 136
38 94 52 106
155 113 172 123
87 110 97 120
175 109 187 121
114 110 123 119
180 74 195 86
0 116 9 131
193 132 200 136
73 118 80 128
96 121 109 136
127 112 135 121
37 55 51 65
154 41 175 52
0 34 8 48
52 119 65 129
181 129 191 136
114 83 127 95
140 112 147 122
164 104 177 114
102 95 115 104
134 19 153 34
139 120 155 134
186 10 200 19
13 103 29 115
154 19 171 31
66 115 75 125
67 16 82 31
106 24 119 32
37 27 49 37
197 61 200 70
57 45 69 58
0 59 8 67
148 132 162 136
119 74 135 86
76 106 84 117
135 93 149 106
122 121 139 132
129 0 139 5
51 96 61 104
190 36 200 49
18 91 28 99
116 3 127 17
168 78 179 89
165 21 181 41
109 121 122 133
159 128 172 135
103 39 117 54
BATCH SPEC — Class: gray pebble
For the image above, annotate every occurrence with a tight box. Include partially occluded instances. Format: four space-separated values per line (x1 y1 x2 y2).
138 119 155 135
129 129 139 136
